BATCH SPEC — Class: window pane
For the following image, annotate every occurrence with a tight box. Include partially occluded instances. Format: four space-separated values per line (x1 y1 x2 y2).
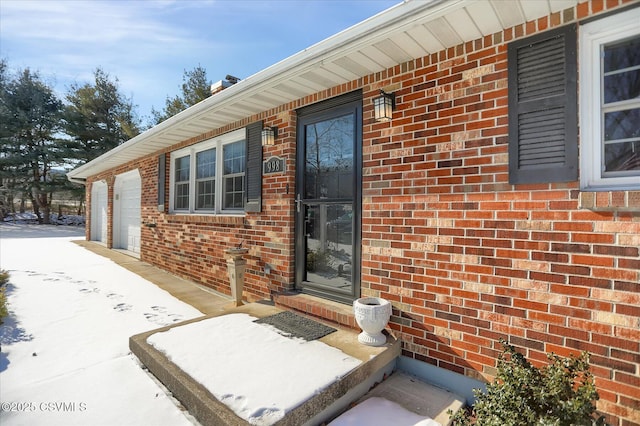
604 69 640 104
601 35 640 177
174 156 190 210
196 148 216 179
233 157 242 173
603 37 640 73
604 141 640 172
304 203 353 292
603 36 640 104
223 176 244 209
175 182 189 210
196 179 215 209
224 141 245 175
604 108 640 141
304 113 354 199
175 156 190 182
222 141 245 209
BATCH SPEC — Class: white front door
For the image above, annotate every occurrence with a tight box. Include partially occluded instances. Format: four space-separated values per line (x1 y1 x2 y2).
114 170 141 254
90 181 108 244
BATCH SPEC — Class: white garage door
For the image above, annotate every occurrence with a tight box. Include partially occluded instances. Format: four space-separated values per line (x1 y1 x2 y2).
114 170 141 254
90 181 108 244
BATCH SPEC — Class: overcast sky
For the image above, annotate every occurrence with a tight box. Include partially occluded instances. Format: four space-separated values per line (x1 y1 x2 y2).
0 0 400 123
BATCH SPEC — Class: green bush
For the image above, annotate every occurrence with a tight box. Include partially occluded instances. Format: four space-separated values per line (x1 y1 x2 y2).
451 341 606 426
0 269 8 324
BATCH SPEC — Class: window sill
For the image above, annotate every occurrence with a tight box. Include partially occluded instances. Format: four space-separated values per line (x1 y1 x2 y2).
165 213 245 226
578 190 640 212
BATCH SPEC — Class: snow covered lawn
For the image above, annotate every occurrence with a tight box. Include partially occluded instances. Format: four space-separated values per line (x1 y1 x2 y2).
0 224 202 426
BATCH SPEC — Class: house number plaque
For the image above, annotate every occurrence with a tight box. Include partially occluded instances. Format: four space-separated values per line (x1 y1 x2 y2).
263 156 286 174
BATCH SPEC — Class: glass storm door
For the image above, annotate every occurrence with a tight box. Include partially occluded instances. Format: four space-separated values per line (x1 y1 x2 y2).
295 94 362 303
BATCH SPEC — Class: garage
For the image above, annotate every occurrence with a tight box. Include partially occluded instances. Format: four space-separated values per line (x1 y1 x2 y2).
90 180 108 244
113 170 141 255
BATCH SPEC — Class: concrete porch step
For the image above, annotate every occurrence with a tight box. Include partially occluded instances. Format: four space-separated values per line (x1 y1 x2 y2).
328 371 466 426
130 302 401 426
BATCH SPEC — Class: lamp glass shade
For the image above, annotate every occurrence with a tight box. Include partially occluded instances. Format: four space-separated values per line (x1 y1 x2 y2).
373 95 393 122
261 127 275 146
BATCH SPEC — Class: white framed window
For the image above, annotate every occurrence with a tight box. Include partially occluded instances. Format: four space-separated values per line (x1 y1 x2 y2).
169 129 246 214
580 8 640 191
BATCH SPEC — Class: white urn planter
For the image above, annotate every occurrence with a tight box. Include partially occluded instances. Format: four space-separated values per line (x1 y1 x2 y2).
224 248 249 307
353 297 392 346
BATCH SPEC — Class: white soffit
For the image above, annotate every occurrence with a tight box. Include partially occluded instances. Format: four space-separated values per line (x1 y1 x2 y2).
492 0 526 28
68 0 581 181
445 9 482 42
520 0 554 20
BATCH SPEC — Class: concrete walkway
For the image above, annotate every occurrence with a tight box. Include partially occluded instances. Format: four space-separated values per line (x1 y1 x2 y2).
74 241 232 315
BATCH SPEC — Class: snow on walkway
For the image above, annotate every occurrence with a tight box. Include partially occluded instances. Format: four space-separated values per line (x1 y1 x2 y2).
0 223 202 426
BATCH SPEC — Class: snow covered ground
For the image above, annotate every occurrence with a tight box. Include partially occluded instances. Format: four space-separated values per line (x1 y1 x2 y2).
0 223 202 426
0 223 439 426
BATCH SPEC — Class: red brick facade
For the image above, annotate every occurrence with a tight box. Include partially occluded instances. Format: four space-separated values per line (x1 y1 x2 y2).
85 1 639 424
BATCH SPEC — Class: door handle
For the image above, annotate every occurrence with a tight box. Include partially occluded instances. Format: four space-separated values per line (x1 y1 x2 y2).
295 193 302 213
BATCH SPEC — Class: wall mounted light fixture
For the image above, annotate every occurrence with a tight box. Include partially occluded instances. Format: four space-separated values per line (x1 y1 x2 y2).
373 90 395 122
261 126 278 146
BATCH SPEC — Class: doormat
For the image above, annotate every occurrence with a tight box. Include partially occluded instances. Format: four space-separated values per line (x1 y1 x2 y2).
254 311 337 341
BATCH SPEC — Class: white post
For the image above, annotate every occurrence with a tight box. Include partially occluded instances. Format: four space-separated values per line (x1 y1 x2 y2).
224 248 249 307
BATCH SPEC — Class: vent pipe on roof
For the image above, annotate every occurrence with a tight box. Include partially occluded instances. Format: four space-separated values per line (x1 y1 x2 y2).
225 75 240 84
211 75 240 95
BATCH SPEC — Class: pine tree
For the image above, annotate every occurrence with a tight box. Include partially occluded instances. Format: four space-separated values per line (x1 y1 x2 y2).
151 65 211 124
0 66 64 224
62 68 141 165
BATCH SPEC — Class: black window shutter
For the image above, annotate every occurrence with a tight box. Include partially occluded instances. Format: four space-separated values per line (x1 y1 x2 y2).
157 153 166 212
508 24 577 184
245 121 263 212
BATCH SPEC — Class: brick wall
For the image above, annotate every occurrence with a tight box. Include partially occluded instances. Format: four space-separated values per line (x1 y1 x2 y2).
85 114 300 301
359 2 639 424
84 1 639 424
